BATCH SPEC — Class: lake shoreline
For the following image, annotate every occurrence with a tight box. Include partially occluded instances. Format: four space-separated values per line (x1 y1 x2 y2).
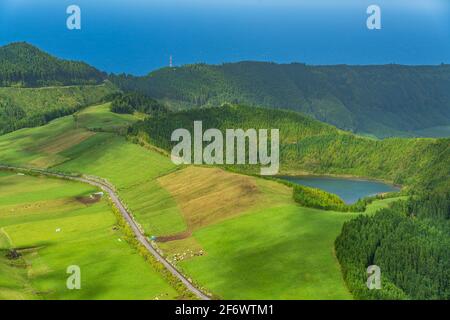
278 171 403 189
277 173 402 204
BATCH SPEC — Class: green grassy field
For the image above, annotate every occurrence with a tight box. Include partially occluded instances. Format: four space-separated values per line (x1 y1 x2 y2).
171 183 398 300
180 205 355 299
56 135 186 236
0 103 402 299
0 172 178 300
0 104 185 236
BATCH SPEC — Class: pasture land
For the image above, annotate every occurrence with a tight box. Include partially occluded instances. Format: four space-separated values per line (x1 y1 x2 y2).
0 173 178 300
0 103 401 299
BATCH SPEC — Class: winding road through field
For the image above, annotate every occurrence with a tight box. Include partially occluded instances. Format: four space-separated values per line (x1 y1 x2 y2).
0 164 210 301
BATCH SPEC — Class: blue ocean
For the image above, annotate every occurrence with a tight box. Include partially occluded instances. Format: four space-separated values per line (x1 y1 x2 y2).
1 0 449 75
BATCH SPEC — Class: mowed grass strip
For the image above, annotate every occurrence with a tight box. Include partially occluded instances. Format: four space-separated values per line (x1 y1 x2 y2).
0 173 179 300
75 103 138 131
119 179 185 236
0 114 83 167
29 129 95 155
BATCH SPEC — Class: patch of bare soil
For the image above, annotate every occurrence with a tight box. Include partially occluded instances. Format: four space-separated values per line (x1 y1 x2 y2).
29 129 95 155
5 249 21 260
75 194 102 205
156 230 192 243
158 167 264 232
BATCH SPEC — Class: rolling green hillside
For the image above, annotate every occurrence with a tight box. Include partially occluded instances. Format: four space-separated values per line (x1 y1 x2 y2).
111 62 450 137
0 83 117 134
0 42 105 87
0 104 367 299
0 102 445 300
131 104 450 192
0 43 115 134
0 172 179 300
0 103 188 238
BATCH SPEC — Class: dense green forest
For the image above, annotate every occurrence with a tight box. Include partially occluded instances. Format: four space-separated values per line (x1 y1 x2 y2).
129 104 450 192
0 43 117 134
111 62 450 138
0 84 117 134
0 42 106 87
335 192 450 300
111 92 168 116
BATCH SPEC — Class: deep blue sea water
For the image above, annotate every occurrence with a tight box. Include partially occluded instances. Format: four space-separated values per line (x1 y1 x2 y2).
1 0 449 75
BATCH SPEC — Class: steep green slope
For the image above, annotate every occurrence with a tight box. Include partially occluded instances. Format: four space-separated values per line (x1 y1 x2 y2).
131 104 450 192
0 83 117 134
0 42 105 87
111 62 450 137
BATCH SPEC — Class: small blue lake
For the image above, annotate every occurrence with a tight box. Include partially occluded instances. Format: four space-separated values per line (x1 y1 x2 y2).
279 176 400 204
